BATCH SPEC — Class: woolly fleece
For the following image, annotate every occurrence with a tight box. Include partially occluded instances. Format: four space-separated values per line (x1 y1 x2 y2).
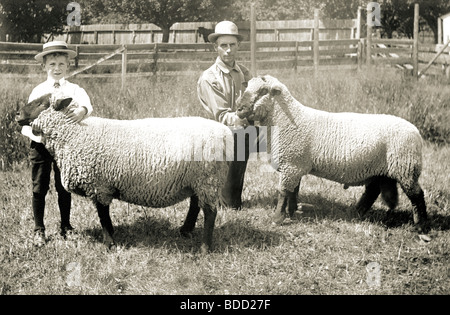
32 105 233 210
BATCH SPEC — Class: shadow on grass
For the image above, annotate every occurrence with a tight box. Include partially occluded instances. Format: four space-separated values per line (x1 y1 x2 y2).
249 188 450 232
84 215 284 253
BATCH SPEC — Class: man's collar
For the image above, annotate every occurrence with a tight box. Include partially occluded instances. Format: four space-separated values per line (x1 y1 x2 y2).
215 57 240 74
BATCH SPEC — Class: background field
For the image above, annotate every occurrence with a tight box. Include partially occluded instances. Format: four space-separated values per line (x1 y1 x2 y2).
0 68 449 295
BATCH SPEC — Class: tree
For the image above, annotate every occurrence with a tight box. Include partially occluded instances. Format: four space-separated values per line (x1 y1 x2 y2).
109 0 232 43
416 0 450 43
379 0 412 38
319 0 365 19
379 0 450 42
0 0 67 42
229 0 317 21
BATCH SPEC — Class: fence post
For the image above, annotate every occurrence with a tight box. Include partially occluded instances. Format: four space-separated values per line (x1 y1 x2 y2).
153 43 159 76
313 8 320 77
438 17 443 45
357 39 363 70
366 20 372 68
75 45 80 68
356 6 362 39
121 45 127 89
356 6 362 70
294 41 298 74
413 3 419 79
250 3 257 76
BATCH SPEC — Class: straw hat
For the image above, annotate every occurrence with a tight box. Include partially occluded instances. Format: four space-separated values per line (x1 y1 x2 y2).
208 21 244 43
35 41 77 63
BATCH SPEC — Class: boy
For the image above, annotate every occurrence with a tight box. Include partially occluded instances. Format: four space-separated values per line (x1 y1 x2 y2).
21 41 93 246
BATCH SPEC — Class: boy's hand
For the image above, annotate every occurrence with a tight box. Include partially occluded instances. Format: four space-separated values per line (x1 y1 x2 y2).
65 106 87 123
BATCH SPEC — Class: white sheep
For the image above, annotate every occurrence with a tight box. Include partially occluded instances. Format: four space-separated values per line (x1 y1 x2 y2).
16 94 234 253
236 75 428 233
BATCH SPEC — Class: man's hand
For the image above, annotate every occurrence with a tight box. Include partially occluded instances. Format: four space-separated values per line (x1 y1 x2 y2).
233 116 251 128
65 106 87 123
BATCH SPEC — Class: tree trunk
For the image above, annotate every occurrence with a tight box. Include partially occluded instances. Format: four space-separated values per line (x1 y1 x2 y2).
162 26 170 43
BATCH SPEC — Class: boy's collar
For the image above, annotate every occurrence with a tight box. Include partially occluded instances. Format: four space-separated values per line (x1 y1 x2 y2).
47 77 66 86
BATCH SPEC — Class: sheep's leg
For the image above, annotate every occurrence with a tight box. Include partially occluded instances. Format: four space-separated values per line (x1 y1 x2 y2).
200 205 217 254
380 177 399 210
400 182 429 233
273 189 296 224
96 202 115 249
289 180 301 216
356 177 381 216
294 182 300 196
180 195 200 237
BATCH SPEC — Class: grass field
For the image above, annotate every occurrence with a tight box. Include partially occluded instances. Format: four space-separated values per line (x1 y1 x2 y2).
0 68 449 295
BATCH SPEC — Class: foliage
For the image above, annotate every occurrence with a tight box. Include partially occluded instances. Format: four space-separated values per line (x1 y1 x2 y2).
0 0 67 42
77 0 231 42
0 81 30 169
378 0 450 41
2 0 449 44
416 0 450 43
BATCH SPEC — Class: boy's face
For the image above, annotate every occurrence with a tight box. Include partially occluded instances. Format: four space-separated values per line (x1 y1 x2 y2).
43 54 69 81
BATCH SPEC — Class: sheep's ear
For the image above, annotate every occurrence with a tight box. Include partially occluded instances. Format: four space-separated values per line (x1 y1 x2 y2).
54 98 73 111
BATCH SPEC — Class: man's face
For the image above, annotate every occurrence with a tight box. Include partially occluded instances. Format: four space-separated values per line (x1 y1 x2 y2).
43 54 69 81
214 35 240 67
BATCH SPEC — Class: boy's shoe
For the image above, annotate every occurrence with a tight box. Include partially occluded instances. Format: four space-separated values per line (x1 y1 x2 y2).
33 230 46 247
60 225 76 239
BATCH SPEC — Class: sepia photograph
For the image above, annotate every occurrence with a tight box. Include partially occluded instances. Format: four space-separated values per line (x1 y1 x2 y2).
0 0 449 299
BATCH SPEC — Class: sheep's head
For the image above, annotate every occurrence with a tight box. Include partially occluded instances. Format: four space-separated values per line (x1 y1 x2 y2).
16 95 73 135
236 75 287 122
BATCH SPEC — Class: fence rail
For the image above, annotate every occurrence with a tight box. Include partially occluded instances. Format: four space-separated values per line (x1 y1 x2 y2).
1 38 448 79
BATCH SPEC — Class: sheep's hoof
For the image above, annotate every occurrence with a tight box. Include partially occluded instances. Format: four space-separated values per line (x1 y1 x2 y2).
272 212 286 225
418 234 431 243
200 243 210 255
104 240 116 251
180 227 193 238
355 206 369 218
414 223 430 235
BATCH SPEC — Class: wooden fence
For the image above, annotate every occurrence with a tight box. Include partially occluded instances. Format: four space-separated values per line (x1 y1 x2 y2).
0 39 364 76
1 5 449 81
1 39 448 78
49 19 357 45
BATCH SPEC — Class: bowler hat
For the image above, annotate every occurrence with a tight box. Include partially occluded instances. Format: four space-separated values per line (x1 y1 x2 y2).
35 41 77 63
208 21 244 43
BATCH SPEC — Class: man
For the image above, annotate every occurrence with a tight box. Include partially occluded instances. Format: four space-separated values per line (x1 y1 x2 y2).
197 21 253 209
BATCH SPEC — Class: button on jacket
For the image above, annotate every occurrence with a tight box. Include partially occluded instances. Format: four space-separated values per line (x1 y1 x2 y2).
197 57 252 126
